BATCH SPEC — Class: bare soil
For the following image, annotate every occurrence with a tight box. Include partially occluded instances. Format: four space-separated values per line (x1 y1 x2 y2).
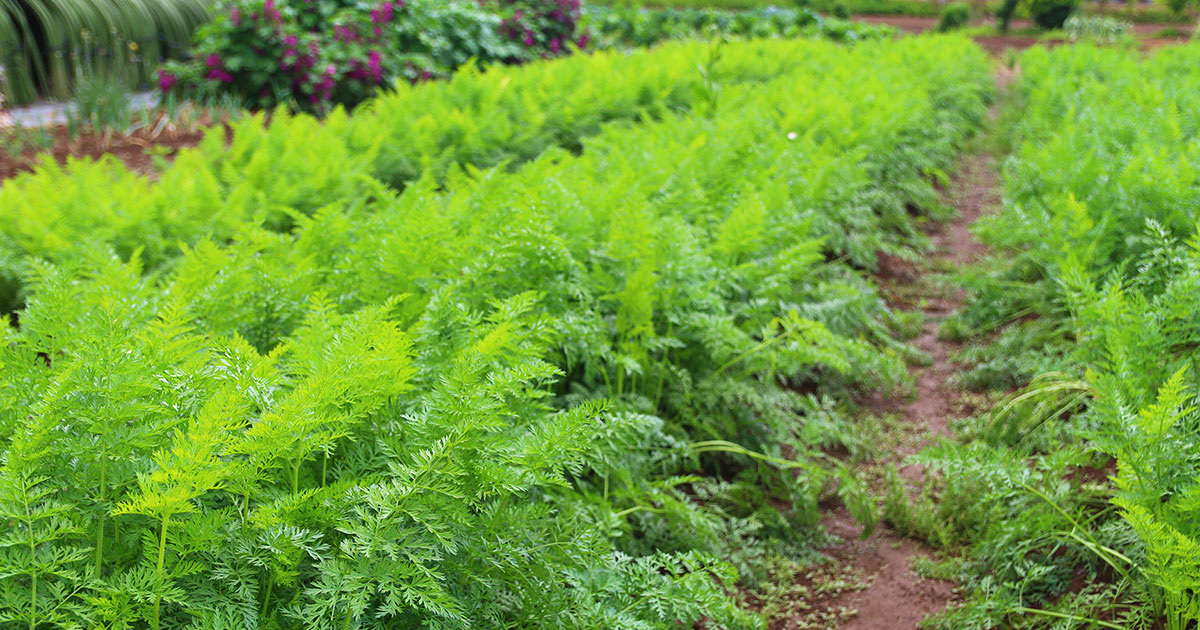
0 126 205 181
787 102 1005 629
0 118 211 182
856 14 1191 52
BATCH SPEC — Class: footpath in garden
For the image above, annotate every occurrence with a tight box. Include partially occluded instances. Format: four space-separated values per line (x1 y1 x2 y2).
793 84 1006 630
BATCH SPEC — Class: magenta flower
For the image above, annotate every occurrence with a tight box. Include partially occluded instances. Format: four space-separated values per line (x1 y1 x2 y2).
231 7 241 25
285 34 299 46
205 53 221 68
550 38 561 53
262 0 282 24
371 1 394 23
207 69 235 83
577 33 590 49
522 30 533 47
156 70 177 92
368 50 382 82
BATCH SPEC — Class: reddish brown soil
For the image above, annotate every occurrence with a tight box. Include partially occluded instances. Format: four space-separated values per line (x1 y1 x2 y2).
790 99 1005 629
856 14 1191 51
0 121 208 182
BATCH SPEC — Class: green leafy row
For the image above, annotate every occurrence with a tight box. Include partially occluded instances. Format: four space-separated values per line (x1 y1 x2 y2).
914 43 1200 630
0 35 991 629
0 37 880 313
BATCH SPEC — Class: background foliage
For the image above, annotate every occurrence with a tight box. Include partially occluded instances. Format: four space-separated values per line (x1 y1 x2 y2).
0 0 212 104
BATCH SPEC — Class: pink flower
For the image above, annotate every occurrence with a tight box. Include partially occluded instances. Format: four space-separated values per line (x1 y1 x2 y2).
371 1 394 23
285 34 299 46
231 7 241 25
262 0 282 24
157 70 177 92
205 53 221 68
550 38 561 53
207 69 235 83
577 33 590 49
522 30 533 47
368 50 382 81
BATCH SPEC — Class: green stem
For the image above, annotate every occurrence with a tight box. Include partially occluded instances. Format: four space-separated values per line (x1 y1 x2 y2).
1012 607 1128 630
713 331 789 378
1019 481 1131 582
94 459 107 576
29 567 36 630
152 514 170 630
689 440 819 473
614 505 669 519
291 460 300 494
260 574 275 618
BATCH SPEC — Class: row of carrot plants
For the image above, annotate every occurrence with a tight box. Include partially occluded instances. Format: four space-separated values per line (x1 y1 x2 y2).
0 37 878 313
0 36 992 628
909 43 1200 629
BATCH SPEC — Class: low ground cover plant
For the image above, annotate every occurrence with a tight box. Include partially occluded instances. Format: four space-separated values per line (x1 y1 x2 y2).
0 34 991 628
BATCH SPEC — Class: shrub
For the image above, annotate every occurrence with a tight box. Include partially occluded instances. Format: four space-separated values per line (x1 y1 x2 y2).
995 0 1020 31
582 5 891 48
1160 0 1193 18
1062 14 1129 42
161 0 579 112
1028 0 1077 29
491 0 586 53
936 2 971 31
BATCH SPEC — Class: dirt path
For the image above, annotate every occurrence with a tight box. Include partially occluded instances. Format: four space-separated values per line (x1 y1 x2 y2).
854 14 1191 53
793 101 1004 629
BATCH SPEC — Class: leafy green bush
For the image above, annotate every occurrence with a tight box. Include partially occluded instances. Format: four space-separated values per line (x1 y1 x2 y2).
1028 0 1078 28
1160 0 1193 19
583 5 893 47
937 2 971 31
161 0 583 112
0 35 993 628
1063 14 1130 42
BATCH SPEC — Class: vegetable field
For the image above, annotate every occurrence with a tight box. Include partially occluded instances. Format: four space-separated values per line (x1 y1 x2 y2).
1 17 1199 630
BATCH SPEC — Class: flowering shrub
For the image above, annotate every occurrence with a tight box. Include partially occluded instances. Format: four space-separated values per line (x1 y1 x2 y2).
492 0 587 54
161 0 575 112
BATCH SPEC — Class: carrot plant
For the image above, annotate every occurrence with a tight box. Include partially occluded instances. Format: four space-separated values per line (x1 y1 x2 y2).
0 34 992 628
915 43 1200 630
0 37 885 312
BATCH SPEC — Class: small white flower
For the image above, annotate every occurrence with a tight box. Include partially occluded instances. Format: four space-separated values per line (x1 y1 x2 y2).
786 132 797 141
